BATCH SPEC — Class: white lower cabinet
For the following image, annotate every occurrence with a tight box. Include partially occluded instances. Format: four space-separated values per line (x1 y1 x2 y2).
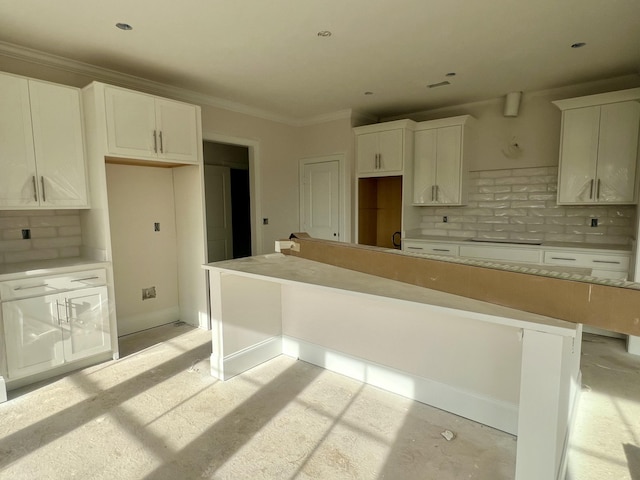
2 286 110 379
1 269 112 382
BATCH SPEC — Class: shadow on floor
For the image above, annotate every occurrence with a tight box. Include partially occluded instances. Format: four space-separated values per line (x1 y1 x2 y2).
118 321 196 357
624 443 640 480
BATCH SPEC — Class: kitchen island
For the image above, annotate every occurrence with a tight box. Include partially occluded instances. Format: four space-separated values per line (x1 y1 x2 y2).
203 251 582 480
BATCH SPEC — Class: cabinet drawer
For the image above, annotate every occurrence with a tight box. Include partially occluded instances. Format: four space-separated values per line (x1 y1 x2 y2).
1 269 106 300
543 251 630 271
403 241 459 256
459 245 541 264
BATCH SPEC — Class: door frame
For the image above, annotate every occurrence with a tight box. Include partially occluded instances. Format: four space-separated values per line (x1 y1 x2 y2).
299 153 349 243
202 132 262 256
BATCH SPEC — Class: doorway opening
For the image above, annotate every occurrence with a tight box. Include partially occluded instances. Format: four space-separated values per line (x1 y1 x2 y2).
203 141 252 261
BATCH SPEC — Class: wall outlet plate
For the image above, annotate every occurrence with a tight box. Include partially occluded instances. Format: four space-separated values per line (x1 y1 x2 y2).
591 218 598 227
142 286 157 300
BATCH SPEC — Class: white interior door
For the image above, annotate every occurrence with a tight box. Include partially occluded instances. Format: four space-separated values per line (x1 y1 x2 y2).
300 159 340 241
205 165 233 261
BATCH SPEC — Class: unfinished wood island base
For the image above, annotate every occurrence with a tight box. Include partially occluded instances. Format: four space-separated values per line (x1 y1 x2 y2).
203 249 583 480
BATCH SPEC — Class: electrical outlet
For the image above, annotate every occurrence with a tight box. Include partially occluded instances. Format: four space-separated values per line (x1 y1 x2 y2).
263 218 269 225
443 216 448 223
590 218 598 227
154 222 160 232
142 286 156 300
21 229 31 239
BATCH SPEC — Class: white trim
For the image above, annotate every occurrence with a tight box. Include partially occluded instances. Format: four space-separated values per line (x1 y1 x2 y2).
282 335 519 435
117 307 181 336
557 371 582 480
552 87 640 110
298 153 350 243
218 336 282 381
0 376 6 403
202 132 263 255
0 40 358 128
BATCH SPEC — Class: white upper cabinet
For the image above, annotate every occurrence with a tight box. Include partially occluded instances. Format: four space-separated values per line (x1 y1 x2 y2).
354 120 415 176
554 89 640 205
0 73 88 209
413 115 474 206
104 85 199 164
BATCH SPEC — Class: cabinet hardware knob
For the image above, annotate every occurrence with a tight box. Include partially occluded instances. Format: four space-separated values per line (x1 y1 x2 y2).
596 178 601 199
41 176 46 202
71 276 101 282
32 176 38 202
551 257 576 261
592 260 620 264
159 131 164 153
153 130 158 153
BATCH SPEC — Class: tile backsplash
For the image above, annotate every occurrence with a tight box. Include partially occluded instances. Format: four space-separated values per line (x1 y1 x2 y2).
0 210 82 264
417 167 636 245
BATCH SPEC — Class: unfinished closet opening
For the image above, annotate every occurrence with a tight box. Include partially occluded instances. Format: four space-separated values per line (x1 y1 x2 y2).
203 141 252 261
105 161 204 336
358 176 402 249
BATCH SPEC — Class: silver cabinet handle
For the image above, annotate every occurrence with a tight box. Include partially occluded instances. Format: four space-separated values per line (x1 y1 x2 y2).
153 130 158 153
433 248 450 252
596 178 601 199
550 257 576 261
407 246 424 250
592 260 620 265
65 298 72 323
56 300 65 325
32 176 38 202
14 283 49 291
159 131 164 153
41 176 46 202
71 276 100 282
589 179 594 199
431 185 435 201
435 185 439 202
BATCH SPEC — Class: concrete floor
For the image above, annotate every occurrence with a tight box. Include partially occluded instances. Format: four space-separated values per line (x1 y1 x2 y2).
0 324 638 479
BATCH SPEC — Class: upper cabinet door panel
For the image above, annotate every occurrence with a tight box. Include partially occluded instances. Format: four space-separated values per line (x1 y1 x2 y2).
356 132 378 174
557 107 600 204
596 102 640 203
105 87 157 158
0 74 38 208
377 129 403 173
434 126 463 204
413 129 437 203
156 99 199 163
29 80 89 208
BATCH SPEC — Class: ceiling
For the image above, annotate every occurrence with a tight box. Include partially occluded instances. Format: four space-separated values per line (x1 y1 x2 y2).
1 0 639 122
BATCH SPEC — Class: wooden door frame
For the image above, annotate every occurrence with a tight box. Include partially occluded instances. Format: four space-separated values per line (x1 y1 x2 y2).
299 153 349 243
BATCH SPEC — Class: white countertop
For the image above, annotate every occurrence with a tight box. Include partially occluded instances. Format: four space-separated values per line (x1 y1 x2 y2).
204 253 578 336
404 234 632 253
0 258 109 281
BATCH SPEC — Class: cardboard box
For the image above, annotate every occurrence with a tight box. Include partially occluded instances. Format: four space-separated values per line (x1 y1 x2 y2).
282 235 640 337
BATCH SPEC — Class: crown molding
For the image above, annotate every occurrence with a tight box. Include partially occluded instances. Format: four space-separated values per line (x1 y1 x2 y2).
0 40 356 127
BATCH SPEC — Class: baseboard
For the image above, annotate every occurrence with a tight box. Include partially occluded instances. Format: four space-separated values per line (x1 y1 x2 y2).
212 336 283 381
117 306 180 336
557 371 583 480
282 335 519 435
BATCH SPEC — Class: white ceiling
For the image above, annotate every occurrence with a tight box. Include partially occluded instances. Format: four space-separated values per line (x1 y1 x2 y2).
1 0 639 122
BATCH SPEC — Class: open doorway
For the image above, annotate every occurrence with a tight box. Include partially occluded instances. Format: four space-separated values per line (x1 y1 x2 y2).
203 141 252 261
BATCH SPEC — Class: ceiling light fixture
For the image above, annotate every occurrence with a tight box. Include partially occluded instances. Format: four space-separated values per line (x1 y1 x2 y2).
571 42 586 48
116 23 133 31
317 31 332 37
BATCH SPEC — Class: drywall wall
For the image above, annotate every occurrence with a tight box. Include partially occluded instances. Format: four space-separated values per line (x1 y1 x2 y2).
203 141 249 169
105 163 180 335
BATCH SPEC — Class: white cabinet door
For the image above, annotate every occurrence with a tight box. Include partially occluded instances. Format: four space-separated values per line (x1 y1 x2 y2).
105 86 157 158
557 101 639 205
557 107 601 204
413 129 437 203
413 125 464 205
2 295 65 379
377 129 403 173
29 80 89 207
62 286 111 362
356 132 378 174
434 126 463 204
0 74 38 208
156 99 199 163
596 102 640 203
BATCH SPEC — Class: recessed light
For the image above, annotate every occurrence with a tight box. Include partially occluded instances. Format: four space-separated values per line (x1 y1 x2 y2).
364 91 374 95
317 31 332 37
116 23 133 31
571 42 586 48
445 72 456 77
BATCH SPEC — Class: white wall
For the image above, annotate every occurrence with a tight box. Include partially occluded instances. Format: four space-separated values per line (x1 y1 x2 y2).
106 164 180 335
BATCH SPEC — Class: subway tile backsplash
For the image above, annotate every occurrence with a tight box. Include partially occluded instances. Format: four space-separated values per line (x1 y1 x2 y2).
0 210 82 264
418 167 636 245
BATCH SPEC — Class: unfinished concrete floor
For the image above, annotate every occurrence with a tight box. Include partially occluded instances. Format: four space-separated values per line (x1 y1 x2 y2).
0 325 638 480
